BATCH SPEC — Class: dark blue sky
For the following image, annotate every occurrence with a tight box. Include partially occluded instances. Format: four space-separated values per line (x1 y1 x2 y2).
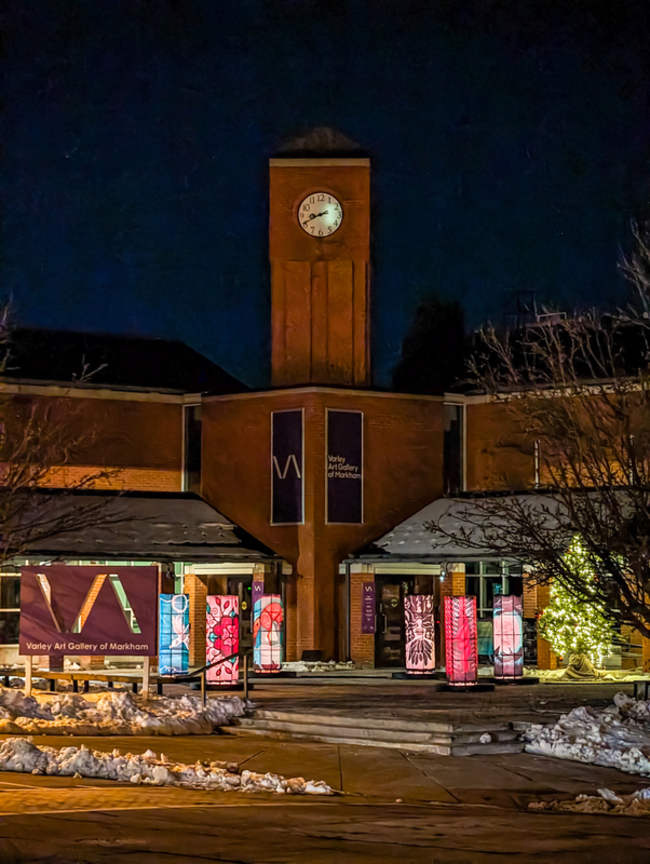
2 1 649 387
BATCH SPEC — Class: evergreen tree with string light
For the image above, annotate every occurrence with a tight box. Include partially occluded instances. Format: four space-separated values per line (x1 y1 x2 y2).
538 535 616 674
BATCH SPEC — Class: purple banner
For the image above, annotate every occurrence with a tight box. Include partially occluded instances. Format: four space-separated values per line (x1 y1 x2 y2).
20 566 158 656
251 580 265 632
361 582 376 634
271 410 303 525
252 581 265 607
326 409 363 524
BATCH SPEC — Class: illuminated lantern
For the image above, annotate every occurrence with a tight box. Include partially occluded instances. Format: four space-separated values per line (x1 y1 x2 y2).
206 595 239 684
444 595 478 685
404 595 435 673
253 594 283 672
493 596 524 678
158 594 190 675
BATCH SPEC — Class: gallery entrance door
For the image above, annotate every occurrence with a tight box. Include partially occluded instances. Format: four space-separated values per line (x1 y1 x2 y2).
374 576 414 667
226 576 254 653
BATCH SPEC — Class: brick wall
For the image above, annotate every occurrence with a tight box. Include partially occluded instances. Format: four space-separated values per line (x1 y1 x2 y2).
186 574 207 667
42 466 181 492
523 578 537 619
439 564 465 661
3 392 183 493
350 573 374 666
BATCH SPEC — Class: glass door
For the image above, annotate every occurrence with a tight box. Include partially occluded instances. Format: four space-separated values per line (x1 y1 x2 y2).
375 576 413 667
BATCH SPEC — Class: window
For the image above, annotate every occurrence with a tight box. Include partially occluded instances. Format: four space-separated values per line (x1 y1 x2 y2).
465 562 522 617
0 575 20 645
443 403 464 495
183 404 202 494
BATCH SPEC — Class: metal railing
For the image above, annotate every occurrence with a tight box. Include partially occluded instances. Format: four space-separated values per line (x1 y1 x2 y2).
161 651 250 705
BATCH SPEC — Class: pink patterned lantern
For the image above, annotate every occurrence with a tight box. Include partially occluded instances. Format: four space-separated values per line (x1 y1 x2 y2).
493 596 524 678
444 595 478 685
404 595 435 673
253 594 283 672
206 595 239 684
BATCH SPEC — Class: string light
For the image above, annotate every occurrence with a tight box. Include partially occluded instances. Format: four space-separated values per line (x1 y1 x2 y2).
538 535 615 667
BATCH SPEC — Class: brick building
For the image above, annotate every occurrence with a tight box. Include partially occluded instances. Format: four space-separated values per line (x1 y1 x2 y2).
3 130 646 673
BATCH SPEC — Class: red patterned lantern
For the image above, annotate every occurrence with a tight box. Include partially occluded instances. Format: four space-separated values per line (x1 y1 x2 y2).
444 595 478 685
206 595 239 684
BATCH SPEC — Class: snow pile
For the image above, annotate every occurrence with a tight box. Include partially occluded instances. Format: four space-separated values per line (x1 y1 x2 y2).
282 660 355 673
0 737 333 795
529 786 650 816
523 692 650 775
0 690 246 736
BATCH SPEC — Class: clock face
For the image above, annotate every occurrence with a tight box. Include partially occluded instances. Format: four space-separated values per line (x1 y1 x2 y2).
298 192 343 237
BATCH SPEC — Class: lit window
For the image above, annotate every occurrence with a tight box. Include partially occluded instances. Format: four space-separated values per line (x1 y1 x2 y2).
0 575 20 645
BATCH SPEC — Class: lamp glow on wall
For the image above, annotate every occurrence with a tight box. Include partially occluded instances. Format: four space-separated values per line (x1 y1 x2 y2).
444 595 478 685
404 595 435 673
158 594 190 675
253 594 283 672
206 595 239 685
493 596 524 678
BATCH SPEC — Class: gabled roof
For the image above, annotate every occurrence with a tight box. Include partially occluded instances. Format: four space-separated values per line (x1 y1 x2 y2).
2 328 246 394
12 489 275 562
361 493 569 561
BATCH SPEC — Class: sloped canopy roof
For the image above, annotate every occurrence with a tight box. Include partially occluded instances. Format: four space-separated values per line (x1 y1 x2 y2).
12 490 276 562
365 494 571 562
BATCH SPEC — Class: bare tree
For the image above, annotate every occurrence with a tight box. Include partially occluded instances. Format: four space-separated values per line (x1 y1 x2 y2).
0 309 127 565
427 224 650 640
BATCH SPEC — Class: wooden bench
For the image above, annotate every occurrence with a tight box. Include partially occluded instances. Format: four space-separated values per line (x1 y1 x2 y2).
0 667 216 697
2 652 250 700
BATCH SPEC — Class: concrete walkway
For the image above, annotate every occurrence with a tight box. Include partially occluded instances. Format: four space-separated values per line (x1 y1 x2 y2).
0 732 648 861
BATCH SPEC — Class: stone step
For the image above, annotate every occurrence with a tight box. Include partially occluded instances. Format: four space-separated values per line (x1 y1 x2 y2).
253 709 510 735
222 725 524 756
233 716 520 746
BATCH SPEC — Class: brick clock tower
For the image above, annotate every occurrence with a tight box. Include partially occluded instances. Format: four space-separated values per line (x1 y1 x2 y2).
201 129 445 663
269 136 370 387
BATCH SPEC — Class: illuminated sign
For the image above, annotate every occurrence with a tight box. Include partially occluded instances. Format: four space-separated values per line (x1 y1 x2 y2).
20 565 157 656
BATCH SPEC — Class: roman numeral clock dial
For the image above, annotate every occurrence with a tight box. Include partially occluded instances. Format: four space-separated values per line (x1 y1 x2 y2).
298 192 343 237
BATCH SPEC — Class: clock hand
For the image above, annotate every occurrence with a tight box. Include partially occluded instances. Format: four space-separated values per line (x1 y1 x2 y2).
304 210 329 223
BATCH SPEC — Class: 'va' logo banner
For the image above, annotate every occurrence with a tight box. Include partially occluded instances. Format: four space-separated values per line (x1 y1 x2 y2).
271 409 303 525
19 565 158 656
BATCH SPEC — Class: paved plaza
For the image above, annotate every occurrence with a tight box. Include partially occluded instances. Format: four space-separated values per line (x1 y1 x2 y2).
0 681 647 862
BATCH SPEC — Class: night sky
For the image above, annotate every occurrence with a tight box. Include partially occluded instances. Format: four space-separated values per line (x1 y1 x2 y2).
2 1 650 388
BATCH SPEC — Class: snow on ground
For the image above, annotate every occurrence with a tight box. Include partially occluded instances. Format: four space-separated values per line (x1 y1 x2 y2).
282 660 355 673
0 737 333 795
0 689 246 736
524 692 650 775
523 666 649 683
529 786 650 816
